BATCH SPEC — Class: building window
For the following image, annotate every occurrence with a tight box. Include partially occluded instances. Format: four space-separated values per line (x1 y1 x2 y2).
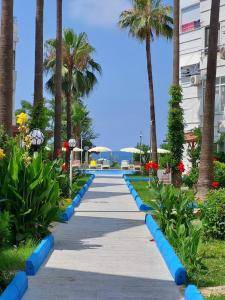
181 63 200 78
203 77 225 113
181 4 200 33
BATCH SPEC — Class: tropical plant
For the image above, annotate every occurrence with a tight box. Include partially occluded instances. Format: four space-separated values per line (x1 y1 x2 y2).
44 28 101 141
54 0 63 158
0 211 11 247
187 128 202 169
0 143 60 242
201 188 225 239
0 0 14 135
197 0 220 199
146 182 194 233
214 161 225 188
133 143 150 164
167 85 184 186
119 0 173 165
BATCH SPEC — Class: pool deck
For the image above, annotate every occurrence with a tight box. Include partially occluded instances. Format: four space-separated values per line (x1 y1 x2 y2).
23 176 182 300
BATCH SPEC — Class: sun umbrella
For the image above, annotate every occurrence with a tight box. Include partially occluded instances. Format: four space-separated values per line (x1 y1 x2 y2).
73 147 83 152
120 147 144 154
88 146 111 153
148 148 170 154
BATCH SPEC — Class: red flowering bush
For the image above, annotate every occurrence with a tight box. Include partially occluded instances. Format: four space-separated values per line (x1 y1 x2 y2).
177 162 185 173
63 141 69 152
212 181 220 189
145 161 159 171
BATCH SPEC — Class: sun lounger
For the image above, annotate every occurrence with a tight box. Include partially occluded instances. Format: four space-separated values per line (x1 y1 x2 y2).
121 160 130 170
89 160 97 169
102 160 110 169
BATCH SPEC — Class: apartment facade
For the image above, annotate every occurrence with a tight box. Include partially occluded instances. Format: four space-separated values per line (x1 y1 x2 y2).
180 0 225 167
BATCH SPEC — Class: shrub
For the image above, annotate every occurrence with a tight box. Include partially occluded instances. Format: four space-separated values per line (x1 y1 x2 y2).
0 143 60 242
182 167 199 188
0 211 11 247
214 161 225 188
201 188 225 239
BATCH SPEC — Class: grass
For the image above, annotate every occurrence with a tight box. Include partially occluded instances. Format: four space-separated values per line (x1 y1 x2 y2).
132 181 150 203
189 239 225 288
72 174 91 197
206 296 225 300
0 239 37 293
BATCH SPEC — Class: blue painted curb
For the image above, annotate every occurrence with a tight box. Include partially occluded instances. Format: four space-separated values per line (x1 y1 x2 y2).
129 178 150 182
185 285 204 300
72 194 81 207
0 272 28 300
145 214 186 285
61 204 74 221
26 234 54 276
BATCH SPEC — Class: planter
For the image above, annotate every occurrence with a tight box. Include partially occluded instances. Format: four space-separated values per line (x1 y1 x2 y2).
185 285 204 300
61 205 74 222
0 272 28 300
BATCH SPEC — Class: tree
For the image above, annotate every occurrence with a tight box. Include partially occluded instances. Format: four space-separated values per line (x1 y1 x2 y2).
44 28 101 141
0 0 14 136
119 0 173 164
197 0 220 199
54 0 62 158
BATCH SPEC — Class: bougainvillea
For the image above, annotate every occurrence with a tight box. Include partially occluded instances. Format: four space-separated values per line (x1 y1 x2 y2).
177 162 185 173
145 161 159 171
212 181 220 189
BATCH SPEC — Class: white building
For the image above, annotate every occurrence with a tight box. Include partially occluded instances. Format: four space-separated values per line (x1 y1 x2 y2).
180 0 225 168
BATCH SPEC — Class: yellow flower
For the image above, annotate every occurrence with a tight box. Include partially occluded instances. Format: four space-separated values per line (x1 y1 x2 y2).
0 148 6 160
22 152 31 167
16 112 28 126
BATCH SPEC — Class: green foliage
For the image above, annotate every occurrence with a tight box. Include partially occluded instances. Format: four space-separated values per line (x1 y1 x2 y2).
182 167 199 188
0 212 11 247
214 151 225 163
214 161 225 188
187 128 202 169
201 189 225 239
146 183 194 233
0 142 60 242
30 100 49 132
167 85 184 170
133 143 150 164
166 223 203 273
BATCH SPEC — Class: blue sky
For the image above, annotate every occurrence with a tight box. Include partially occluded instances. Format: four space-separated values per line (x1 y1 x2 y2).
13 0 173 150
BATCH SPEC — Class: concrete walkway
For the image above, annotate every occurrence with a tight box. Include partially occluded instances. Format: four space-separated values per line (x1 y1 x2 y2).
23 176 182 300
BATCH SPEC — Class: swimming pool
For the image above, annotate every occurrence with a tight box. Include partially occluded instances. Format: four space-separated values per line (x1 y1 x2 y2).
84 169 137 176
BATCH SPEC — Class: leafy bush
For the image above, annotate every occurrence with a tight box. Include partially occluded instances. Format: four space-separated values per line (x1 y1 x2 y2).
0 143 60 242
182 167 199 188
166 223 203 273
146 182 195 233
201 189 225 239
214 161 225 188
0 211 11 247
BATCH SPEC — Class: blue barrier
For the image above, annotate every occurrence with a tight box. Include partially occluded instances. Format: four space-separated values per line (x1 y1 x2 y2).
145 214 186 285
61 204 74 222
0 272 28 300
26 235 54 276
185 285 204 300
129 178 150 182
72 194 81 207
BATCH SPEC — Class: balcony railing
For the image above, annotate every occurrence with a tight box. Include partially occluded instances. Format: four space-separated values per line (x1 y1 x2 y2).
181 20 201 33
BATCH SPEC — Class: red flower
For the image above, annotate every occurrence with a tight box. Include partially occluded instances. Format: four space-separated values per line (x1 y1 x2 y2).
63 141 70 152
61 163 67 172
212 181 220 188
177 162 185 173
145 161 159 171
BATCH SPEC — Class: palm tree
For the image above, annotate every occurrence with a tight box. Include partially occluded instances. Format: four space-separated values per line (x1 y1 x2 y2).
54 0 62 157
34 0 44 105
197 0 220 199
0 0 14 136
119 0 173 164
44 28 101 141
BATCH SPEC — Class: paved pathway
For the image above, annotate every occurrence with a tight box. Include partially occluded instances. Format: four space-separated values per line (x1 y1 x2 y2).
23 176 182 300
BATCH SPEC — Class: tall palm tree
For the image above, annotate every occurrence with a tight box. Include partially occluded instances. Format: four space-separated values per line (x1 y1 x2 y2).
119 0 173 164
0 0 14 136
44 28 101 141
197 0 220 199
34 0 44 106
54 0 62 157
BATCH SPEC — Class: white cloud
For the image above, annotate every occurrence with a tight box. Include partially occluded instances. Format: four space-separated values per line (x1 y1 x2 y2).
68 0 131 27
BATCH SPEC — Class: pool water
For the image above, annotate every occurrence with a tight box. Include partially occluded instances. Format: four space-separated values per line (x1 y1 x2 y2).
84 169 137 176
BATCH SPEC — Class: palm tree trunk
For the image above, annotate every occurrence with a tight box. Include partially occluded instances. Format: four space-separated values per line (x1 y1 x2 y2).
34 0 44 106
0 0 14 136
171 0 182 186
146 32 158 164
66 91 72 141
54 0 62 158
173 0 179 85
197 0 220 199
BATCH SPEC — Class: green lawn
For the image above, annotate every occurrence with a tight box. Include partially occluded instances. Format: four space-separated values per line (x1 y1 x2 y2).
132 181 150 203
72 174 91 196
206 296 225 300
0 239 37 293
